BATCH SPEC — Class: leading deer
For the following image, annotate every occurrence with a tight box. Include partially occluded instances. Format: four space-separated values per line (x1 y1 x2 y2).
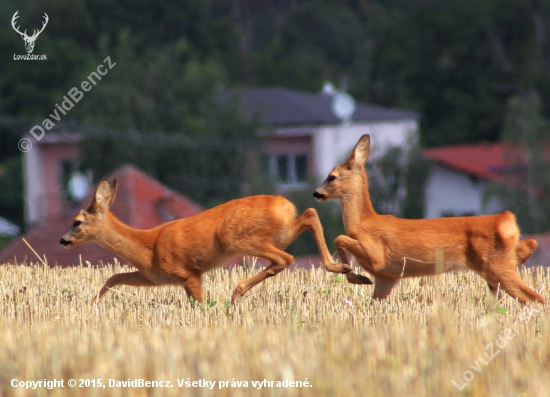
313 134 545 304
60 179 371 305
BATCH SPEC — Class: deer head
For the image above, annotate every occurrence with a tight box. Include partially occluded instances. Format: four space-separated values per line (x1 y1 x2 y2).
60 179 117 248
313 134 371 201
11 11 49 54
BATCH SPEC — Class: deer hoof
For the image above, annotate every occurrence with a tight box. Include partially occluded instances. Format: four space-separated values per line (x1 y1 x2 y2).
231 289 243 305
346 272 373 285
230 295 240 305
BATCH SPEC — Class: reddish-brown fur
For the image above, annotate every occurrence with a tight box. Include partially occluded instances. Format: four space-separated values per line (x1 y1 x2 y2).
314 134 545 304
60 179 371 305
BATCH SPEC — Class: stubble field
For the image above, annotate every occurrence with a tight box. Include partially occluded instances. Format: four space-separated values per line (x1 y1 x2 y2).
0 260 548 397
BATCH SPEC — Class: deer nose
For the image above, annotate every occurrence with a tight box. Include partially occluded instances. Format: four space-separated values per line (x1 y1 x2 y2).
313 191 325 199
59 238 71 246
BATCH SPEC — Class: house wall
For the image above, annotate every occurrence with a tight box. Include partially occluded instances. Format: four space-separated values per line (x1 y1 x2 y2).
425 164 491 218
24 147 44 226
312 120 418 181
24 142 80 225
264 136 312 157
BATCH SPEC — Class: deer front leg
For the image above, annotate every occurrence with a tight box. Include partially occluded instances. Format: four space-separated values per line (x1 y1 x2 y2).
334 235 386 271
336 245 373 284
90 271 157 305
372 277 399 300
487 283 504 301
182 274 204 304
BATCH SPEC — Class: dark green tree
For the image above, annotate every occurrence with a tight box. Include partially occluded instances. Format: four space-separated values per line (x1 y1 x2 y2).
75 32 260 207
483 91 550 233
366 142 430 219
281 185 345 258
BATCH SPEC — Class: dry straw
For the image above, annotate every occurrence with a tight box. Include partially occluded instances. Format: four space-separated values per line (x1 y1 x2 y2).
0 260 548 396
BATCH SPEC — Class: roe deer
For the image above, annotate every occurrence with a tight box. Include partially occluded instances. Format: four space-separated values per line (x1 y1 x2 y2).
60 178 371 305
313 134 545 304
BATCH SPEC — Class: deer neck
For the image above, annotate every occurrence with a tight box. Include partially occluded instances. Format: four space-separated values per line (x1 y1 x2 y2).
96 212 157 269
340 170 376 232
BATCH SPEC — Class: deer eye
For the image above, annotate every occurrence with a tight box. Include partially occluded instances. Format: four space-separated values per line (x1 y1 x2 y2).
73 221 82 228
327 175 337 182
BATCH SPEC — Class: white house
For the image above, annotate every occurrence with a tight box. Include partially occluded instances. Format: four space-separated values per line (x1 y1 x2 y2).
223 86 420 189
422 143 512 218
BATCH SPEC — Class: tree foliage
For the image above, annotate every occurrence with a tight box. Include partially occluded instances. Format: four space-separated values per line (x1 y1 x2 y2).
483 91 550 234
75 33 259 207
2 0 550 233
366 143 430 219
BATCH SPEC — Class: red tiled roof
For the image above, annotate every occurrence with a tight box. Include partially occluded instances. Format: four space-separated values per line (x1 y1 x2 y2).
107 164 203 227
422 143 528 182
0 165 203 267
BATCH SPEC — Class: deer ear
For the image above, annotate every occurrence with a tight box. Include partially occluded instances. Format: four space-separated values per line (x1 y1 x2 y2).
347 134 371 168
108 179 118 207
88 178 117 213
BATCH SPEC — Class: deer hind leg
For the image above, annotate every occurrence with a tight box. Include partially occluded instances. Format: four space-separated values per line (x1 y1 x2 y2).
482 237 544 304
285 208 371 284
231 243 294 304
372 277 399 301
90 271 157 305
483 259 544 304
489 271 545 304
516 239 538 266
292 208 351 274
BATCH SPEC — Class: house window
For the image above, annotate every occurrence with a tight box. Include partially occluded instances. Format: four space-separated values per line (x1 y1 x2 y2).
277 155 290 183
295 154 307 182
260 155 271 177
60 160 76 199
262 154 308 185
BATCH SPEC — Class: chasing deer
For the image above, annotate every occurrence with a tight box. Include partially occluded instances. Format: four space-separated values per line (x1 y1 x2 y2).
313 134 545 304
60 178 371 305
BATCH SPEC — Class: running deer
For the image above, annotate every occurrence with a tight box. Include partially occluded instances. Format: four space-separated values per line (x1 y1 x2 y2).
313 134 545 304
60 179 371 305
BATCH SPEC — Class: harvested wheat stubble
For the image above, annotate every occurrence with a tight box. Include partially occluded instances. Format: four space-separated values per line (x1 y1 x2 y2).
0 261 548 397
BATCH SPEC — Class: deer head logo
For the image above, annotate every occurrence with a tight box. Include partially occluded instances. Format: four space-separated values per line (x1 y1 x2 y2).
11 10 49 54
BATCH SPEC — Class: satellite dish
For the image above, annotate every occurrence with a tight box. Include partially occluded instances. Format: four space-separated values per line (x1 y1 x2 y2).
331 92 356 123
322 81 336 95
68 172 89 202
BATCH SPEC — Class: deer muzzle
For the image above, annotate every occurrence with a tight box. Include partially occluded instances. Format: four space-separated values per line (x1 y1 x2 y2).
313 191 326 200
59 238 72 247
